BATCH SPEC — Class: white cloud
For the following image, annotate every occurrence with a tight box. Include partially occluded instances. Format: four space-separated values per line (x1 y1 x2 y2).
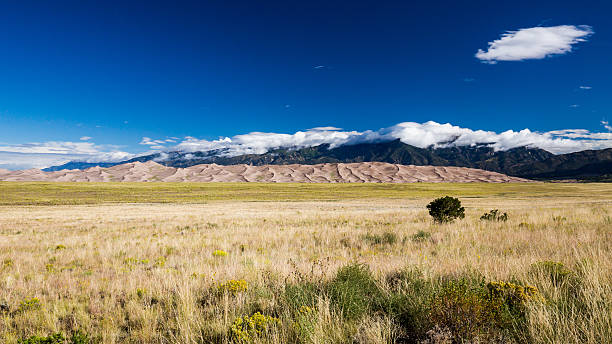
0 141 133 170
140 137 167 146
165 121 612 157
579 86 592 90
0 141 102 155
4 121 612 170
476 25 593 63
569 104 580 108
80 136 92 141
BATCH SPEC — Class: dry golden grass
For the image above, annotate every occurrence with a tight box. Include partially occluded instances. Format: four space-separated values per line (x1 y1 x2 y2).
0 183 611 343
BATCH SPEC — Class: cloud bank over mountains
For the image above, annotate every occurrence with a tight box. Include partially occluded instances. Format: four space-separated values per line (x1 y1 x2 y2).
2 121 612 170
476 25 593 63
170 121 612 157
0 142 133 170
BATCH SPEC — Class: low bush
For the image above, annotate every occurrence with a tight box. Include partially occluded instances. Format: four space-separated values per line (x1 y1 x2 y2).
212 250 228 257
292 306 317 343
1 258 13 270
230 312 280 343
411 230 431 243
18 330 91 344
529 260 582 304
362 231 397 245
284 282 319 311
17 297 41 312
18 333 65 344
426 197 465 223
327 263 384 320
218 279 249 295
480 209 508 222
529 261 574 286
384 270 535 342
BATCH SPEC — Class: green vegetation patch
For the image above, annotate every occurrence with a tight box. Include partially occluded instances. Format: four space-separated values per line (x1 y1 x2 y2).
1 181 610 205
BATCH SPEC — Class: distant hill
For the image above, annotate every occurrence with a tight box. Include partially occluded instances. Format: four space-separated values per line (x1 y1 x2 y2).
42 140 612 181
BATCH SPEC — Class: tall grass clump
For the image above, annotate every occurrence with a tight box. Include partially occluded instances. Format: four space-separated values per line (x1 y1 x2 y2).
526 260 612 343
327 263 385 320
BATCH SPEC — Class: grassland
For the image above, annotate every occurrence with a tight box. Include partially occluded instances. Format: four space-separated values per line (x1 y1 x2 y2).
0 182 611 343
2 181 612 205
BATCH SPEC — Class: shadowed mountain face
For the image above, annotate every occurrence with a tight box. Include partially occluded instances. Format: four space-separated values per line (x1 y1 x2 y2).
42 140 612 181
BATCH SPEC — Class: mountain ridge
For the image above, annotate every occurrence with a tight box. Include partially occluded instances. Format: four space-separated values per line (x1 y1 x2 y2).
41 140 612 181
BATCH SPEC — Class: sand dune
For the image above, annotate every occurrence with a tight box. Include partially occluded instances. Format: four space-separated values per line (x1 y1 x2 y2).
0 161 531 183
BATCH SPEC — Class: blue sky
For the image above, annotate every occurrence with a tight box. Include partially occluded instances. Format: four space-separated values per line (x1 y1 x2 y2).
1 0 611 169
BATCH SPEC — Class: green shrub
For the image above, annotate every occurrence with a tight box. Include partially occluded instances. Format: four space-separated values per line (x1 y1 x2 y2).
2 258 13 270
327 263 384 320
480 209 508 222
529 261 574 286
384 269 432 341
218 279 249 295
487 280 540 322
292 306 317 343
411 230 431 243
18 331 91 344
136 288 147 299
18 297 41 312
362 231 397 245
529 261 581 301
284 282 319 311
18 333 65 344
230 312 280 343
382 270 537 343
426 197 465 223
428 275 515 342
69 330 91 344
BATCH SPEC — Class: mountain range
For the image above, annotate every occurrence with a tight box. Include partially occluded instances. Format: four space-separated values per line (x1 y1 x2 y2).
43 140 612 181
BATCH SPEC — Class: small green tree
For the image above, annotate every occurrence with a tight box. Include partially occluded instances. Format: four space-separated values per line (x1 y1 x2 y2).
427 196 465 223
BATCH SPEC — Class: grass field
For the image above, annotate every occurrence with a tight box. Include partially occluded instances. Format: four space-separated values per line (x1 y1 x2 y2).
0 182 611 343
2 181 612 205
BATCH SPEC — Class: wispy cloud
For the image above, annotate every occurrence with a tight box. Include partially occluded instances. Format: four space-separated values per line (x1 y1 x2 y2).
579 86 592 90
569 104 580 108
313 65 326 69
603 121 612 131
0 141 133 170
140 137 178 149
476 25 593 63
140 137 167 146
79 136 92 141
